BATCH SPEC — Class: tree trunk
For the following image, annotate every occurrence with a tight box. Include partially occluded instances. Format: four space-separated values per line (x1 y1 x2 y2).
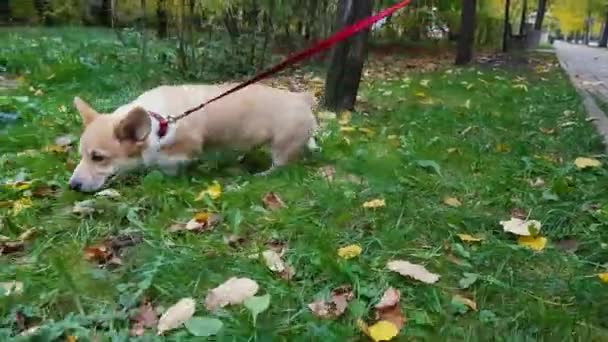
157 0 168 38
534 0 547 30
502 0 511 52
583 13 591 45
34 0 52 25
0 0 10 23
600 10 608 48
519 0 527 36
100 0 112 26
455 0 476 65
324 0 374 111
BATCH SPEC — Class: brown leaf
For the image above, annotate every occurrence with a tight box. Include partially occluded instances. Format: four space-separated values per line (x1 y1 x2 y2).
262 249 295 280
452 294 478 311
318 165 336 182
374 287 405 330
554 239 578 253
83 233 143 265
510 208 528 219
308 285 354 319
83 244 112 263
31 184 60 198
0 241 25 255
130 300 159 337
157 298 196 335
179 212 223 232
262 192 287 210
223 234 246 248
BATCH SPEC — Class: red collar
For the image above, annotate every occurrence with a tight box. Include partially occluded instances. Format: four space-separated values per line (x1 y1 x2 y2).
147 111 170 138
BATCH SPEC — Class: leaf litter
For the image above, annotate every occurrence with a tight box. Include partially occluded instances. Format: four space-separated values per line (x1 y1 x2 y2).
205 277 259 311
157 297 196 335
308 285 354 319
387 260 440 284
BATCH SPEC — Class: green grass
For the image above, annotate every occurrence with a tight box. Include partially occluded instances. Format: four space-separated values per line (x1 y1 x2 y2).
2 28 608 341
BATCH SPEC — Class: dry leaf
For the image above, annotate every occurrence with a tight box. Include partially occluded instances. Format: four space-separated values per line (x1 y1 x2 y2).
457 234 484 243
318 165 336 182
95 188 121 199
262 249 295 280
72 200 97 215
495 143 511 153
387 260 440 284
157 297 196 335
0 241 25 255
574 157 602 170
443 197 462 208
262 192 287 210
83 244 112 263
54 134 76 147
0 281 24 295
500 217 542 236
130 300 158 336
363 199 386 209
419 79 430 87
317 111 337 120
598 273 608 283
195 182 222 201
308 285 354 319
452 294 477 311
182 212 222 232
12 198 32 216
539 127 555 135
528 177 545 187
367 320 399 341
517 236 548 251
337 244 362 259
339 111 352 125
205 277 259 311
340 126 356 132
374 287 405 330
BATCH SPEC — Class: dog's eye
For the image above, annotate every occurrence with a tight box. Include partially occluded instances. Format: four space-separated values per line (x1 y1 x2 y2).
91 152 106 162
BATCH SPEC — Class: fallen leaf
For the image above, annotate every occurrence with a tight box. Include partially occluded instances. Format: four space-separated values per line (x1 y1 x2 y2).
95 188 121 199
262 192 287 210
495 143 511 153
244 294 271 326
308 285 354 319
182 212 222 232
130 300 158 337
358 127 375 135
452 294 478 311
72 200 97 215
512 83 528 92
0 281 24 296
463 99 471 109
54 134 76 147
387 260 440 284
339 111 352 125
574 157 602 170
12 198 32 216
517 236 548 251
415 92 426 98
157 297 196 335
0 241 25 255
195 182 222 201
83 244 112 263
205 277 259 311
340 126 356 132
374 287 405 330
598 273 608 283
528 177 545 187
457 234 484 243
318 165 336 182
368 320 399 341
262 250 295 280
443 197 462 208
363 199 386 209
317 111 337 120
184 317 223 337
31 184 59 198
554 239 578 253
83 233 142 265
539 127 555 135
337 244 362 259
500 217 542 236
419 79 430 87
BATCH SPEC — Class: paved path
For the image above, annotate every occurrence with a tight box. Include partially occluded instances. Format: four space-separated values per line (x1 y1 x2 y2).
555 41 608 101
555 41 608 150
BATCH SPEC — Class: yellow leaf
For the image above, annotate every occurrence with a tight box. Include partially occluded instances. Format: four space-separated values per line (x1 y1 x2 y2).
447 147 459 154
457 234 484 243
452 294 478 311
358 127 375 135
337 244 362 259
415 92 426 98
12 198 33 216
195 182 222 201
574 157 602 170
512 84 528 92
495 143 511 153
418 98 435 105
517 236 548 251
58 105 67 113
340 126 356 132
464 99 471 109
443 197 462 208
368 320 399 341
43 145 68 153
363 199 385 209
339 111 352 125
598 273 608 283
419 79 430 88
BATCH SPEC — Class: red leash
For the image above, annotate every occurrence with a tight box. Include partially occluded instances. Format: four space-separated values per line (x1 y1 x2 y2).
153 0 413 135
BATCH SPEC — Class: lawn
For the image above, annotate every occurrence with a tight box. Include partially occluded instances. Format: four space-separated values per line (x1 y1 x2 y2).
1 28 608 341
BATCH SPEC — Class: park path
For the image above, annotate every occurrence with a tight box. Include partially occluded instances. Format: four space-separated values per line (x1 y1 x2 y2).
555 41 608 150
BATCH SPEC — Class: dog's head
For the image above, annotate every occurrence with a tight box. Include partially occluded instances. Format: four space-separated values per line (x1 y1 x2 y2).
69 97 152 192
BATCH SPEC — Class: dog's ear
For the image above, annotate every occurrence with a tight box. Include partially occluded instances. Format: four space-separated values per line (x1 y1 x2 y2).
114 106 151 143
74 97 99 126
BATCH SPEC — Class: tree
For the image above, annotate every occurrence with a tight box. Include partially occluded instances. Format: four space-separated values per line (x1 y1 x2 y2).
0 0 10 23
519 0 528 35
600 7 608 47
100 0 112 26
534 0 548 30
34 0 52 25
324 0 374 111
455 0 477 65
503 0 511 52
157 0 169 38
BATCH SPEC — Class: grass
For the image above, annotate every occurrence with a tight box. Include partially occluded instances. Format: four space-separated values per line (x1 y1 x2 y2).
1 27 608 341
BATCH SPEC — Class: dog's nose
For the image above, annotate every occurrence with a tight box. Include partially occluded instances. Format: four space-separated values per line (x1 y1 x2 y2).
69 180 82 191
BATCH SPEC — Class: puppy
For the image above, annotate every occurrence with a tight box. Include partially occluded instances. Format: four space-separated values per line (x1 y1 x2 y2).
69 83 318 192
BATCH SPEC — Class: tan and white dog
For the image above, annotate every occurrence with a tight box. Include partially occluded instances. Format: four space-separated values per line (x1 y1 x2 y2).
69 84 318 192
